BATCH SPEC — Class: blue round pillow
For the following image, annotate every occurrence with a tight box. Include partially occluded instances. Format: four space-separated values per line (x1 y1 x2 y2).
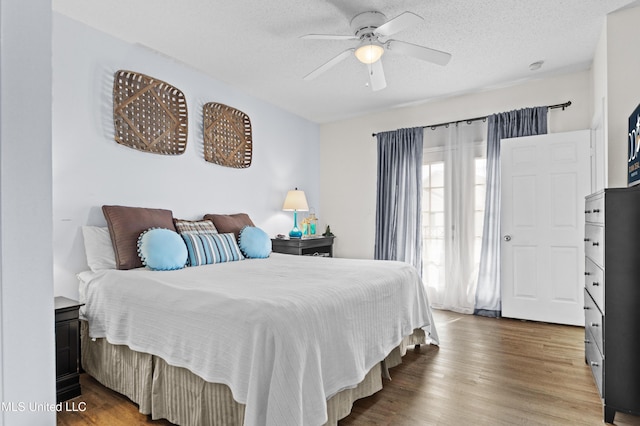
238 226 272 259
137 228 188 270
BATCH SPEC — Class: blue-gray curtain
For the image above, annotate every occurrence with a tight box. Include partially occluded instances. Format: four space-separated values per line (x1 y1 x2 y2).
474 106 548 317
375 127 423 273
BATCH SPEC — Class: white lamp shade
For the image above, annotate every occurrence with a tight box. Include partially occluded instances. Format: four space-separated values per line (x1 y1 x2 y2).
282 189 309 211
355 43 384 64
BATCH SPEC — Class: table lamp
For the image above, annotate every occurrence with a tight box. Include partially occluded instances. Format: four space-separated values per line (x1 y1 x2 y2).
282 188 309 238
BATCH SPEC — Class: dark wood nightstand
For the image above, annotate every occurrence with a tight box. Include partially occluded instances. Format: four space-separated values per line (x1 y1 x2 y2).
55 296 83 402
271 236 334 257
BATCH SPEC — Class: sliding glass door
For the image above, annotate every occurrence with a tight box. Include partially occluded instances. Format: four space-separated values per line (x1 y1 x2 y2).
421 122 486 313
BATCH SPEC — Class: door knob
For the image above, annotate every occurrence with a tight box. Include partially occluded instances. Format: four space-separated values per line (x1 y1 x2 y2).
503 235 512 242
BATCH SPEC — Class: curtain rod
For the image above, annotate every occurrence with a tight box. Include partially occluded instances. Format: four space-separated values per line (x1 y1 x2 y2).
371 101 572 137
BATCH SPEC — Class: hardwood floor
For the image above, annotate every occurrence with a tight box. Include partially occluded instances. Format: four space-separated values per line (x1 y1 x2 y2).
57 310 640 425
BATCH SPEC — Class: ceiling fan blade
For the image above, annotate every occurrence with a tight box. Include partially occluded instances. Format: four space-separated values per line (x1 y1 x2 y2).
374 12 423 37
386 40 452 66
303 49 354 81
300 34 358 41
368 60 386 91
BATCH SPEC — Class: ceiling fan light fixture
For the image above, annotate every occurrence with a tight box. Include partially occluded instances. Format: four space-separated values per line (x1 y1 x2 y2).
355 43 384 64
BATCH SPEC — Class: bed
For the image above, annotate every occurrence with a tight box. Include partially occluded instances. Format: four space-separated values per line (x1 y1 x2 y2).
77 206 438 426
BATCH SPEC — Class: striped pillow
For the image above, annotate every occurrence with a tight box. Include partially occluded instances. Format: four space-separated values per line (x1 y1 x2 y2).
181 232 244 266
173 218 218 235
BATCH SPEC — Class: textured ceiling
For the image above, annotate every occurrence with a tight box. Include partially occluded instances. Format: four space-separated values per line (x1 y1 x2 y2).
53 0 638 123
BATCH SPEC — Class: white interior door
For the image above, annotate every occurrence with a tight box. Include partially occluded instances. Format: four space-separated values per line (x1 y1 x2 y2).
501 130 591 326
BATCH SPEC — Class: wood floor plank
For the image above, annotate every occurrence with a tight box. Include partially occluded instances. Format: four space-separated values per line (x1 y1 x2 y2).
57 310 640 425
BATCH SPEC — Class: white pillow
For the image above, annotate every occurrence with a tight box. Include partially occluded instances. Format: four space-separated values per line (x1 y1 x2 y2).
82 226 117 271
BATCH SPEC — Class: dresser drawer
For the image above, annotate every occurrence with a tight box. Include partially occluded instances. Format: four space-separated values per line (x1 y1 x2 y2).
584 289 603 354
584 258 604 312
584 224 604 267
585 327 604 398
585 194 605 224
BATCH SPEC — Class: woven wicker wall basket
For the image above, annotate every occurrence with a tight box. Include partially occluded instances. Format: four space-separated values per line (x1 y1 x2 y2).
113 70 188 155
203 102 252 168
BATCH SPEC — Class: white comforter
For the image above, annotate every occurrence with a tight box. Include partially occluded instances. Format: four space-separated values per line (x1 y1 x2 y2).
78 253 438 426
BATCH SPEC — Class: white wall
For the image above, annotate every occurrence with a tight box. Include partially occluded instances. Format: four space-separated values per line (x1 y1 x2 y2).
605 5 640 187
52 14 320 299
1 0 56 424
592 21 608 123
320 71 592 259
590 23 609 191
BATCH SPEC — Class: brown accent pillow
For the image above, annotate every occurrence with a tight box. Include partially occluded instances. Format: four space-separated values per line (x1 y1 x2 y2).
102 205 176 270
203 213 255 239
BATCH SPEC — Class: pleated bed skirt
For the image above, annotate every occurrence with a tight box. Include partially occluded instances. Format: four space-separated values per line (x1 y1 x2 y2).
80 321 425 426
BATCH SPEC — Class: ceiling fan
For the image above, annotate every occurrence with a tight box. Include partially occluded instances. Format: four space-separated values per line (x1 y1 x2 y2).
301 11 452 91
